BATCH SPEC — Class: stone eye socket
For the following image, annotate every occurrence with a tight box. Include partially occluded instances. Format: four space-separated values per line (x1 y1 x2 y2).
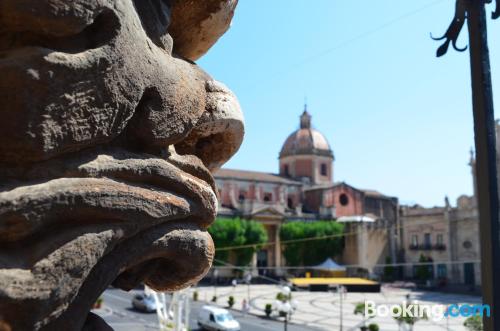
132 0 173 51
0 9 120 54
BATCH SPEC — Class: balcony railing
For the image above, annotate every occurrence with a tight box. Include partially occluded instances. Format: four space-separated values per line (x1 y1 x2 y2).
409 244 446 251
434 244 446 251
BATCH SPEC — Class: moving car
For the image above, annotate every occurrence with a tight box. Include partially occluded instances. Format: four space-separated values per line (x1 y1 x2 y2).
197 305 240 331
131 293 161 313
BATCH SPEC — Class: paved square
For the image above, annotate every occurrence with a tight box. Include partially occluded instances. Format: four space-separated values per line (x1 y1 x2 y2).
195 284 483 331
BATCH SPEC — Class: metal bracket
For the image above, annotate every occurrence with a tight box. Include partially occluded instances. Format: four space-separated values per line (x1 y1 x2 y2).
432 0 499 57
432 0 469 57
493 0 500 19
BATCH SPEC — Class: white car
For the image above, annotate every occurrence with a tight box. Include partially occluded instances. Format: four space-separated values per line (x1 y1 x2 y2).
131 293 161 313
197 305 240 331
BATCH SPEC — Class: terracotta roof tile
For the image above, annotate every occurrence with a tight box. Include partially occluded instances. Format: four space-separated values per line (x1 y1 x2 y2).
214 168 302 185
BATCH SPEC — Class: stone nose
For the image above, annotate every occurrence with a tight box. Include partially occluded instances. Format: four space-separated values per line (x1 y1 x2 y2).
175 80 244 171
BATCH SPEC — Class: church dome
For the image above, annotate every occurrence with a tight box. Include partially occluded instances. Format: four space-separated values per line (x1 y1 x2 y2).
279 108 334 158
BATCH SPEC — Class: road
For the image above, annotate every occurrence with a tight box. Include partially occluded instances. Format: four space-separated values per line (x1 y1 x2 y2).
98 288 323 331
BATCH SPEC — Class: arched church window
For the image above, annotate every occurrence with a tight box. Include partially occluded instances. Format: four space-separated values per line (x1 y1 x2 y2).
284 164 290 176
263 193 273 202
287 198 294 209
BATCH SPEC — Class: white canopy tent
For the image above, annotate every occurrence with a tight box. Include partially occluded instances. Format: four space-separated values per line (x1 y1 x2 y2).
312 258 346 271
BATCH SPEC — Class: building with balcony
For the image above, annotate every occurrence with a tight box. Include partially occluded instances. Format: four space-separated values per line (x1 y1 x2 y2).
399 149 483 290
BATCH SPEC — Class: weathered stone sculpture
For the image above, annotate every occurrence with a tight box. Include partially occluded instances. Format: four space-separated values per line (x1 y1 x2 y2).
0 1 243 330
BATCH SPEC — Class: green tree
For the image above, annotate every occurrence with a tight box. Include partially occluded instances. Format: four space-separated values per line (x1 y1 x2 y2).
384 256 395 281
276 292 291 302
280 221 344 266
236 220 268 265
265 303 273 317
354 303 365 315
354 302 374 329
415 254 432 282
208 218 268 266
392 302 428 331
227 296 235 308
464 315 483 331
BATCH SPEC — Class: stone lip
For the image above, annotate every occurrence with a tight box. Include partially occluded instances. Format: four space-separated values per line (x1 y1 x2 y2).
59 223 213 331
76 224 214 331
0 147 218 238
0 148 217 330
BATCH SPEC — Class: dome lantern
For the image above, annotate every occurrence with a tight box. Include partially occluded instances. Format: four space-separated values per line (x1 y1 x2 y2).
279 106 334 185
300 106 312 129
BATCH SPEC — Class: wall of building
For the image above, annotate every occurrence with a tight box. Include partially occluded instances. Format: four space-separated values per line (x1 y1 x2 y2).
400 208 450 279
216 178 301 211
313 155 334 184
449 205 481 287
400 202 481 288
302 189 323 214
329 185 364 217
279 154 333 184
365 196 398 220
342 223 389 276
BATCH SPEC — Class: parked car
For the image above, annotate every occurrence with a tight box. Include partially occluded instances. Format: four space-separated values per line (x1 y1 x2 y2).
131 293 161 313
197 305 240 331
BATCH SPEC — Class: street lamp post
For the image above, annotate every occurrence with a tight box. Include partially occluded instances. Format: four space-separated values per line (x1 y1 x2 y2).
446 305 450 331
274 286 297 331
282 302 292 331
339 286 343 331
245 273 252 304
336 285 346 331
275 300 293 331
213 269 219 302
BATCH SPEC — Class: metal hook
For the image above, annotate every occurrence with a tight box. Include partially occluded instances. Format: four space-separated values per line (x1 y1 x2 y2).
493 0 500 19
432 0 469 57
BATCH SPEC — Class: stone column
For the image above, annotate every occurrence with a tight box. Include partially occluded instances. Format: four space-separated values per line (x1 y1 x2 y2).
275 222 282 274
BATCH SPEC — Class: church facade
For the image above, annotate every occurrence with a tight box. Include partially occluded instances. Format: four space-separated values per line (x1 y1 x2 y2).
214 107 401 276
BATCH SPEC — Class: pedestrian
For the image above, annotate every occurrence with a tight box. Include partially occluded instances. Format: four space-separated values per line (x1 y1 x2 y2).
242 299 250 315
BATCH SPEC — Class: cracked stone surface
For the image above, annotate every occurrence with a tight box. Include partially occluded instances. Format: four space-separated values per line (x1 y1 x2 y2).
0 1 242 330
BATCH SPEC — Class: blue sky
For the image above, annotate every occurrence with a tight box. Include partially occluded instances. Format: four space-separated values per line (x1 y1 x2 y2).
198 0 500 207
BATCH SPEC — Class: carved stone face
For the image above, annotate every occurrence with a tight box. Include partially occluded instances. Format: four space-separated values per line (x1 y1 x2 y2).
0 1 242 330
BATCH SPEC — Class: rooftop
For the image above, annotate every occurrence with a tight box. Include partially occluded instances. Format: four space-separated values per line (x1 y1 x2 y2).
214 168 302 185
279 107 334 158
303 182 395 199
